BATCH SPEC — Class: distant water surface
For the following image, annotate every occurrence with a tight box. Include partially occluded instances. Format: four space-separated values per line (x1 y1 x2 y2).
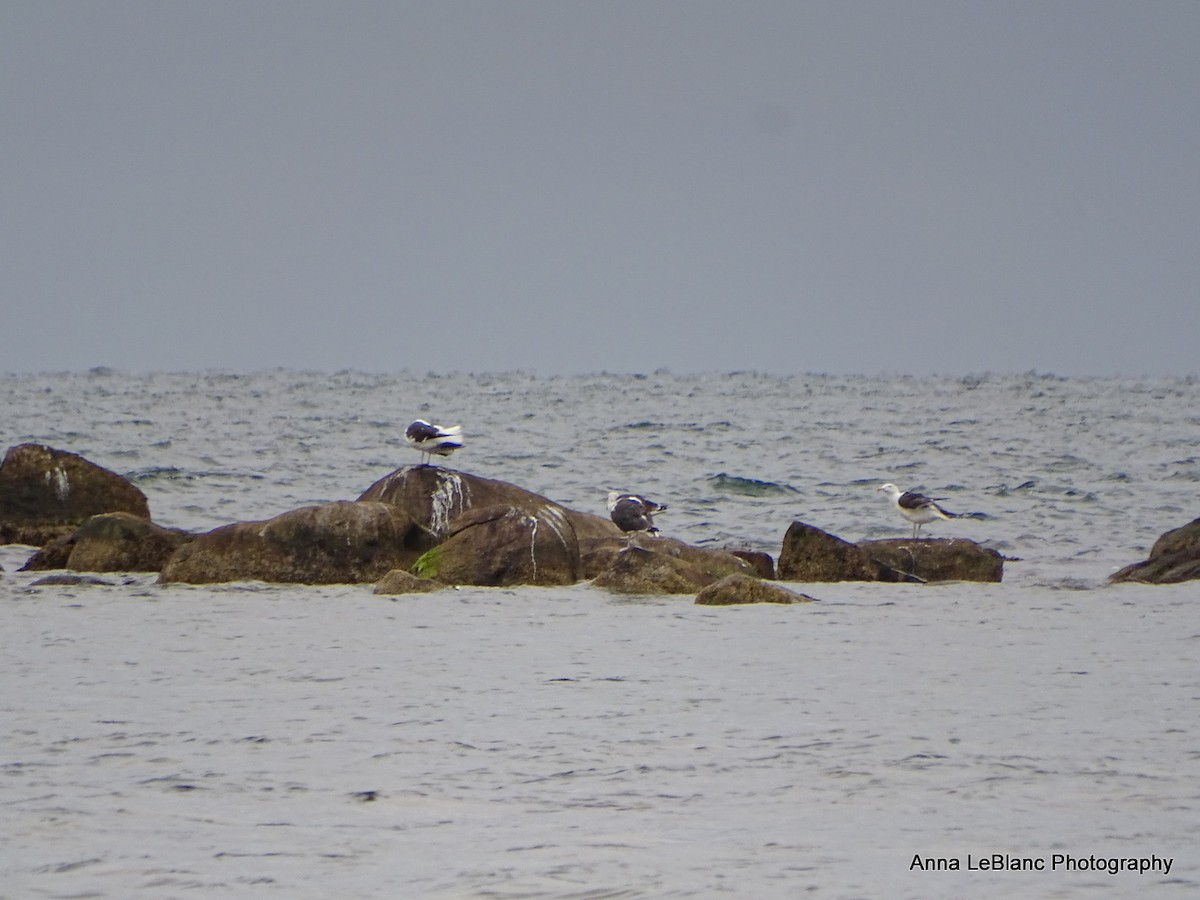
1 370 1197 898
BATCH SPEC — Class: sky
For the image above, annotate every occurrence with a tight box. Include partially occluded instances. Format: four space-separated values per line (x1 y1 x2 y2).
2 1 1198 377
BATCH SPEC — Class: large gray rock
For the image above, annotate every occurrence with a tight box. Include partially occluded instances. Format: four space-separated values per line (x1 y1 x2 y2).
21 512 193 573
1109 517 1200 584
0 444 151 546
160 501 423 585
414 503 582 586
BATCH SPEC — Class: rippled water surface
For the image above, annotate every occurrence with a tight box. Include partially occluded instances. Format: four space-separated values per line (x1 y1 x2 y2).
2 370 1198 898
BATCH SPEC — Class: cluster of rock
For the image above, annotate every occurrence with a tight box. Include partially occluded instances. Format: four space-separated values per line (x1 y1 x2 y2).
10 441 1190 599
1 443 810 604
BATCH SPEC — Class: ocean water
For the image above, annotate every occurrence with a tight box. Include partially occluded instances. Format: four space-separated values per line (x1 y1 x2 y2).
1 370 1197 898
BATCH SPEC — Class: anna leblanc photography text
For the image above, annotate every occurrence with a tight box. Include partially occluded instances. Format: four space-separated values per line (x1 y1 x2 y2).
910 853 1174 875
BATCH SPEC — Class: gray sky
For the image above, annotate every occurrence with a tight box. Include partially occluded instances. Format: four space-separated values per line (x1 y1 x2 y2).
3 1 1197 377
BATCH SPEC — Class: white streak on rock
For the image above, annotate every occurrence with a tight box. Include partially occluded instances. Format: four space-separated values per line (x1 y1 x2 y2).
539 505 571 548
429 472 469 537
45 467 71 500
527 513 539 582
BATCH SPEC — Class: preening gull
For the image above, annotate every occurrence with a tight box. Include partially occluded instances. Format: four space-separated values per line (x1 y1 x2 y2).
877 482 962 538
607 491 667 537
405 420 463 465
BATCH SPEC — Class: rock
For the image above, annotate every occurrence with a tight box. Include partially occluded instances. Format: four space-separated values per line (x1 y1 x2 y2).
591 538 756 595
0 444 151 546
21 512 193 573
695 574 817 605
359 463 622 544
592 545 715 594
562 508 623 541
858 538 1005 583
159 501 424 585
1109 517 1200 584
579 536 626 578
357 465 626 586
374 569 447 595
30 573 116 587
777 521 1005 583
581 534 753 582
777 521 885 581
414 503 582 586
730 549 776 580
1146 517 1200 559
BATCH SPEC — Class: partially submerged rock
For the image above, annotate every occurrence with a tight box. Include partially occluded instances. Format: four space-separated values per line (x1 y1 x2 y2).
695 574 816 605
416 503 582 586
729 549 776 580
858 538 1006 583
0 444 150 546
30 573 117 587
777 521 885 581
593 545 715 594
1109 517 1200 584
591 538 755 595
21 512 193 573
777 520 1005 583
160 501 424 585
582 534 753 582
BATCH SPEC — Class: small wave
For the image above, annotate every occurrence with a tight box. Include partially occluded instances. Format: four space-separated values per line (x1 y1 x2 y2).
707 473 800 496
127 466 266 483
127 466 194 482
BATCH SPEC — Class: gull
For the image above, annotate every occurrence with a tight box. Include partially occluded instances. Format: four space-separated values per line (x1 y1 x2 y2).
877 482 962 538
607 491 667 538
405 420 463 465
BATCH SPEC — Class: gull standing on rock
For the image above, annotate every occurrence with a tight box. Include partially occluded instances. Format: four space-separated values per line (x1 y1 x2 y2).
877 482 963 538
405 420 463 466
607 491 667 540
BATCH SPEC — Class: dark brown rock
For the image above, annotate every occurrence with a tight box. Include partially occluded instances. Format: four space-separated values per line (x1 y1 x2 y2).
359 463 622 544
0 444 151 546
777 521 884 581
159 501 424 585
31 573 116 587
581 534 754 582
592 545 716 595
415 503 582 586
591 538 755 595
1147 517 1200 559
858 538 1005 583
359 465 553 535
21 512 193 573
1109 517 1200 584
562 508 623 541
730 549 775 580
695 574 817 605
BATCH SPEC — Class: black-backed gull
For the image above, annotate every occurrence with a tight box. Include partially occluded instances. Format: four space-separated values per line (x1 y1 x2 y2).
405 420 463 465
607 491 667 536
877 482 961 538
